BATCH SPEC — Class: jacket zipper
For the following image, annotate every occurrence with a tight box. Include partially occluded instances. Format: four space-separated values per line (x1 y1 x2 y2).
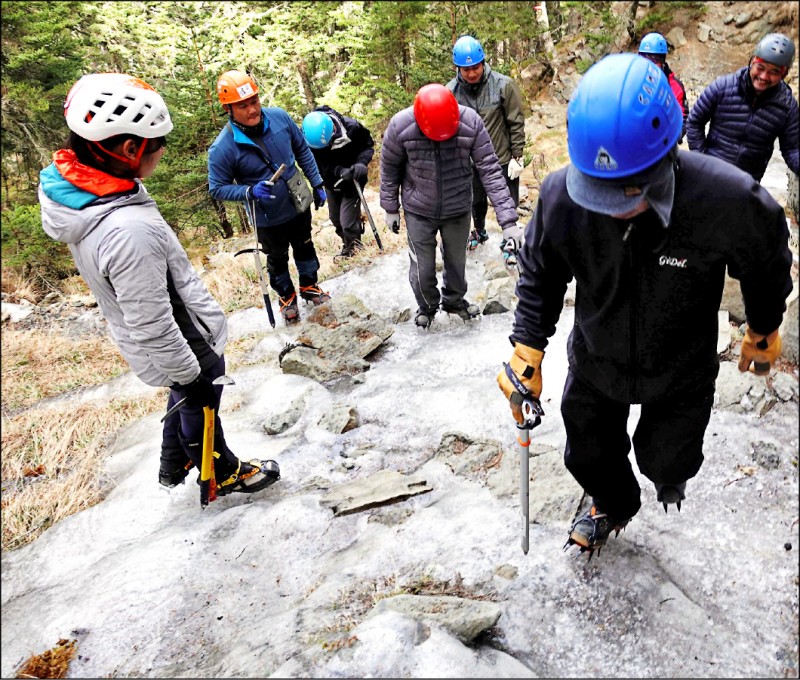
435 144 442 220
624 222 640 403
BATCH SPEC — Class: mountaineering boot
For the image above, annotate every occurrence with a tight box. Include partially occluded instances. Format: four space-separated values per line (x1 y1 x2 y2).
655 482 686 513
441 299 481 321
563 504 630 561
476 228 489 244
279 293 300 325
415 307 436 329
467 230 480 251
299 284 331 305
216 459 281 496
159 461 194 488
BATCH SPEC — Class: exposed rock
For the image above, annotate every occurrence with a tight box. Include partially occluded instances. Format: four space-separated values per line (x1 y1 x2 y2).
319 469 433 516
366 594 502 645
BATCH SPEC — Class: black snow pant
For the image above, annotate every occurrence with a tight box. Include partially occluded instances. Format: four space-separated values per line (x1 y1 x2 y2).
471 162 519 232
327 185 364 249
560 368 715 523
404 210 471 313
160 354 239 480
256 209 320 299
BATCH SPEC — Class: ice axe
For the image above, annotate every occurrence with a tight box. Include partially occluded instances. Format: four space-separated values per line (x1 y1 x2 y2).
502 362 544 555
160 374 236 509
235 163 287 328
353 180 383 250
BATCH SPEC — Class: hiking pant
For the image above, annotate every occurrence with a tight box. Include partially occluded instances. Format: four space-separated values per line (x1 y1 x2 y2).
471 162 519 232
256 209 320 299
560 368 715 523
404 210 471 313
160 354 239 479
327 185 364 248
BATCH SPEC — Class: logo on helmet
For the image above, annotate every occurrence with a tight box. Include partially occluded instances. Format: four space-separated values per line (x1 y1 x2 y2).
594 148 618 172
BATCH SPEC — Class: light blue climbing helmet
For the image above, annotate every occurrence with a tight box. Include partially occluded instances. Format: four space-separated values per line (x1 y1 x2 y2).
301 111 334 149
453 35 485 67
638 32 668 56
567 53 682 178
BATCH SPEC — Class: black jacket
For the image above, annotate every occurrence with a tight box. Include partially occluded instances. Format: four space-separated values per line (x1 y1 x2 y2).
686 66 799 182
308 105 375 198
511 150 792 404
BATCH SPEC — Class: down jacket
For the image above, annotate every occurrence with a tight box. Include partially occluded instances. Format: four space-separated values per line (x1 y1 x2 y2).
208 107 323 228
39 159 226 388
379 105 518 228
686 66 799 182
511 150 792 404
446 64 525 165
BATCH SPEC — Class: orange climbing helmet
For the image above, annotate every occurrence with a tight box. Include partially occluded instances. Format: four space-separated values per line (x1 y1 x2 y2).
413 84 460 141
216 70 259 105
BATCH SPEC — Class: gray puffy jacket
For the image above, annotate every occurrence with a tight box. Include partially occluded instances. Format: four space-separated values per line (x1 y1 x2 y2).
39 177 226 387
379 105 518 228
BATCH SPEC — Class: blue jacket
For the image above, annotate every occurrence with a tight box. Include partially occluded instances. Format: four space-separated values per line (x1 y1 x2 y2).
512 151 792 404
208 107 323 227
686 66 799 182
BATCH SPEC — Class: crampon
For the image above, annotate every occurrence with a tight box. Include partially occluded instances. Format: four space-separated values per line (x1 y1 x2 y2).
563 505 630 561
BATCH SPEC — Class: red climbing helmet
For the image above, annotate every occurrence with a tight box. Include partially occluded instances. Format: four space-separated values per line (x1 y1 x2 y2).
413 84 460 141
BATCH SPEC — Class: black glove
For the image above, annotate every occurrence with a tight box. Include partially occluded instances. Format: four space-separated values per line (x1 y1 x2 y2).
351 163 368 182
338 166 353 182
180 373 216 409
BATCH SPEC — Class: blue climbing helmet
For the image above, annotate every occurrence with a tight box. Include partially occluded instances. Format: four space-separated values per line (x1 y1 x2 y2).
638 32 668 56
453 36 485 67
567 53 682 178
301 111 334 149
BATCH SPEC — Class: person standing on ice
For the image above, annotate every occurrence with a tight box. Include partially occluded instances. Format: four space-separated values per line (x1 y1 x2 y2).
496 54 792 558
38 73 280 497
380 83 522 329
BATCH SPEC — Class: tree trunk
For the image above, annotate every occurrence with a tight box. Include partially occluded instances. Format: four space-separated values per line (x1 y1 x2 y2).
210 196 234 239
535 2 556 57
626 1 640 42
297 59 315 110
545 1 563 43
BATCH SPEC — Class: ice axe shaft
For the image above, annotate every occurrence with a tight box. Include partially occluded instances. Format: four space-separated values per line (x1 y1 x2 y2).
199 374 234 509
517 423 531 555
236 164 287 328
503 362 544 555
353 181 383 250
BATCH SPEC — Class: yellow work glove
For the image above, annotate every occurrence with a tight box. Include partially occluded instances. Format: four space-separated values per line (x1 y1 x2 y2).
497 342 544 424
738 327 782 376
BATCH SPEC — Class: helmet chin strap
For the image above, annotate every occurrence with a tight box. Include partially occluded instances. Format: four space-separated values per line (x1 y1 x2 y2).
90 138 148 174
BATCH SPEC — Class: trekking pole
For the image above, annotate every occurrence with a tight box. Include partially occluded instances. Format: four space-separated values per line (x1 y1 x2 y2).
502 362 544 555
235 164 287 329
353 180 384 250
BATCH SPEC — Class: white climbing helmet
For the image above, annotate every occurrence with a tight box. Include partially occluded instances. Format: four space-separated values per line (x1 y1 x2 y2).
64 73 173 142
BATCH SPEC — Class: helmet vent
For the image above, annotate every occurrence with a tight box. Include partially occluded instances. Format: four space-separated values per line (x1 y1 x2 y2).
652 117 661 129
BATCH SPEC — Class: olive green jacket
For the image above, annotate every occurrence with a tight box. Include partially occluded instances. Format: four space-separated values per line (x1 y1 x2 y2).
447 64 525 164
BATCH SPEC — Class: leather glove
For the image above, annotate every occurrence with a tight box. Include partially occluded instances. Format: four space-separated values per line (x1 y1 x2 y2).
252 180 275 202
501 222 525 252
180 373 217 409
338 166 353 182
385 212 400 234
351 163 368 182
497 342 544 425
508 157 524 181
313 185 327 210
738 326 782 376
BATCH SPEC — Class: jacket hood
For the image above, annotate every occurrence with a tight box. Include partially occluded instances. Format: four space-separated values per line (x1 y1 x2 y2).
39 162 152 245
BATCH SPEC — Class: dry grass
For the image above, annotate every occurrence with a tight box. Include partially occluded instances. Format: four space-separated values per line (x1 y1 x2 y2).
1 391 166 552
1 329 129 414
14 638 77 679
0 207 401 554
